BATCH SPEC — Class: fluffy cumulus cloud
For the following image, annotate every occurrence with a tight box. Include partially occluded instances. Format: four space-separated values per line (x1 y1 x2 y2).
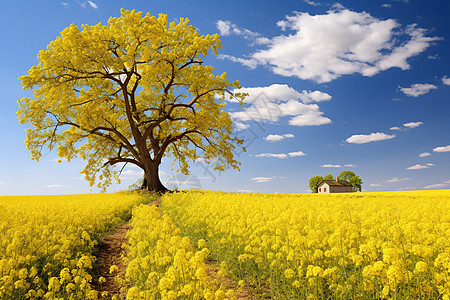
391 121 423 131
264 133 294 142
433 145 450 153
419 152 431 157
288 151 306 157
407 163 434 170
399 83 438 97
229 84 331 127
304 0 321 6
424 180 450 189
321 164 342 168
385 177 411 183
442 76 450 85
216 20 269 45
370 177 411 187
255 150 306 159
45 184 63 188
346 132 395 144
403 121 423 128
251 176 278 183
218 8 440 83
255 153 288 159
87 1 98 9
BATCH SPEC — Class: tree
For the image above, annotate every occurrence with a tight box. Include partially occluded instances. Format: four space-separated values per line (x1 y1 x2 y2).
18 9 246 192
349 175 363 192
338 170 356 182
324 174 334 180
309 176 323 193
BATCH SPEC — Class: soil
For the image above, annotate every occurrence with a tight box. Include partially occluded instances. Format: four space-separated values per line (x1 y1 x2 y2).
92 198 161 299
205 260 254 299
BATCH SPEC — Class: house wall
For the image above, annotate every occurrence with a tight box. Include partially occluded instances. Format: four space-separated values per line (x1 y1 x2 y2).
318 183 353 193
330 185 353 193
318 183 330 193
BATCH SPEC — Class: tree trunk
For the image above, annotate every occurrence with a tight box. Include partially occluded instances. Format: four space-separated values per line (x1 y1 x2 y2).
140 162 169 193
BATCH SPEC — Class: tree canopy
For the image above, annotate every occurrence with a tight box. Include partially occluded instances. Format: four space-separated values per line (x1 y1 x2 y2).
309 176 323 193
309 171 363 193
18 9 246 192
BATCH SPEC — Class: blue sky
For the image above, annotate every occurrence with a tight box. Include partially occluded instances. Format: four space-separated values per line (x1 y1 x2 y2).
1 0 449 195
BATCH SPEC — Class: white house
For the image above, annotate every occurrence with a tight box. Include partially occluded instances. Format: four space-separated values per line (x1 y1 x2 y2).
317 176 353 193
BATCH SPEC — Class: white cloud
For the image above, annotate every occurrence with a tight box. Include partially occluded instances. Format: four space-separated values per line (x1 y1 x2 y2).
442 76 450 85
251 176 274 183
304 0 321 6
229 84 331 127
256 149 306 158
264 133 294 142
87 1 97 9
216 20 232 36
255 153 288 159
424 183 447 189
221 9 440 83
403 121 423 128
45 184 63 188
346 132 395 144
381 4 392 8
406 163 434 170
288 151 306 157
424 179 450 189
344 164 356 167
0 181 6 185
399 83 438 97
385 177 411 183
433 145 450 153
216 20 269 45
419 152 431 157
234 121 250 131
390 126 401 131
321 164 342 168
300 90 332 104
62 2 70 8
219 54 259 69
371 177 411 187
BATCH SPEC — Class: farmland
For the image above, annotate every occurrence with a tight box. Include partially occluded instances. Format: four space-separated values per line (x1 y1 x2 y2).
0 192 150 299
1 190 450 299
158 190 450 299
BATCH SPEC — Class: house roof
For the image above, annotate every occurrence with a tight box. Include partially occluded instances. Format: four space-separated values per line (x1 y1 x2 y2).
317 180 352 187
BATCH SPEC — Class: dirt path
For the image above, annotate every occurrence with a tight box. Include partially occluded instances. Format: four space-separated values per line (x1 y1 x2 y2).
206 261 254 299
92 198 161 299
92 198 253 299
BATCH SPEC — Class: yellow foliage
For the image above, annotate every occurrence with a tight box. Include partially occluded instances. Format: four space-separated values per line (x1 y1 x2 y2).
17 9 246 192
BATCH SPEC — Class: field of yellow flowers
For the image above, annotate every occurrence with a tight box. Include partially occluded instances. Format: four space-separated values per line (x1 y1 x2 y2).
0 192 148 299
124 204 236 300
1 190 449 299
160 190 450 299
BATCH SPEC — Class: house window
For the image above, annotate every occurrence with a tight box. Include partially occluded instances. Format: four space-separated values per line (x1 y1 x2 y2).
318 188 321 192
324 187 327 192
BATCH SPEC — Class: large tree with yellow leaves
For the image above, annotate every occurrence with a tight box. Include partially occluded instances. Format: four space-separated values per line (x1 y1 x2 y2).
18 9 246 192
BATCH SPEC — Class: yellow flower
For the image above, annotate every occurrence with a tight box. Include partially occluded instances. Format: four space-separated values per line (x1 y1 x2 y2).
414 261 428 274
